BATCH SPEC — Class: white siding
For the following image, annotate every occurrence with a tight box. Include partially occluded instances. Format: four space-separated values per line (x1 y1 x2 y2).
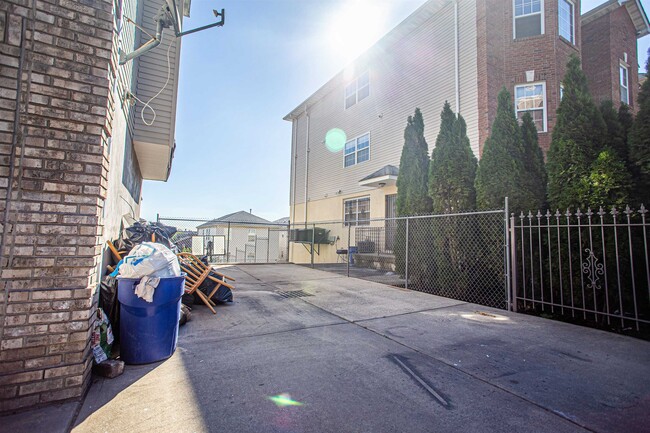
132 0 183 180
289 1 479 206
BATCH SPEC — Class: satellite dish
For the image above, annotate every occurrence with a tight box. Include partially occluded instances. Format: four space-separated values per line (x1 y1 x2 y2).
119 1 225 65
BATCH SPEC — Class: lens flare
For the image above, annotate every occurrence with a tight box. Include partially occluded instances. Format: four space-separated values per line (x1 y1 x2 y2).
268 393 304 407
325 128 347 152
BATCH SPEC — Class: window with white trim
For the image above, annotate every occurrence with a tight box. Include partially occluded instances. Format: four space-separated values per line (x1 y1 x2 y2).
514 0 543 38
558 0 574 43
344 133 370 167
345 71 369 109
515 83 547 132
248 229 256 243
620 64 629 105
344 197 370 226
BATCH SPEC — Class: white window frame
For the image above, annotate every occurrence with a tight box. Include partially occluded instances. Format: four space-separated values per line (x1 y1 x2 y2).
558 0 575 44
514 82 548 132
247 229 256 243
560 83 564 100
344 71 370 109
620 63 629 105
344 132 371 168
513 0 545 39
343 196 370 226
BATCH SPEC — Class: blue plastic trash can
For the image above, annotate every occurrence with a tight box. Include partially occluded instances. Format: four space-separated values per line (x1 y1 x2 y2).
348 246 358 265
117 275 185 364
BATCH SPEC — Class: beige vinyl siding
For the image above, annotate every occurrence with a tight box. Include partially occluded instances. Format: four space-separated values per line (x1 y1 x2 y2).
132 0 182 150
458 1 479 155
290 0 479 207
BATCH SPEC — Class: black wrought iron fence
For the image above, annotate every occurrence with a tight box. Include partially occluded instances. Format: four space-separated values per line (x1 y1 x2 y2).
510 206 650 334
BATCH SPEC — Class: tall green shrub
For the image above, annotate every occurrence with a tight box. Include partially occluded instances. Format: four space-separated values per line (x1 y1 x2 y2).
547 54 607 210
395 108 432 277
428 102 477 212
520 112 547 210
600 100 627 161
629 50 650 205
475 87 529 211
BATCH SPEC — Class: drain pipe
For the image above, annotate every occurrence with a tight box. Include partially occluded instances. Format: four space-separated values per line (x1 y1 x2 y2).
291 119 297 225
303 107 310 227
454 0 460 113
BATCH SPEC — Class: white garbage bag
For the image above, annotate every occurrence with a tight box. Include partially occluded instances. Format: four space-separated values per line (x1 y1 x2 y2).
118 242 181 279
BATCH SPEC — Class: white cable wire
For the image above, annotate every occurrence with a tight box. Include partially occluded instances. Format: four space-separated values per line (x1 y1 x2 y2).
131 32 174 126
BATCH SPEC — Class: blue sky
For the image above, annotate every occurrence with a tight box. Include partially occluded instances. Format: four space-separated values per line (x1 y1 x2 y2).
140 0 650 222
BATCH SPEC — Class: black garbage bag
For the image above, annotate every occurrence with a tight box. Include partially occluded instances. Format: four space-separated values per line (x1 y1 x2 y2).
99 276 120 343
196 271 233 304
123 221 177 251
179 304 192 326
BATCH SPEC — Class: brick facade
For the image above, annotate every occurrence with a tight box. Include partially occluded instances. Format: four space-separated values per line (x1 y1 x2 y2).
582 6 640 111
0 0 113 412
477 0 581 154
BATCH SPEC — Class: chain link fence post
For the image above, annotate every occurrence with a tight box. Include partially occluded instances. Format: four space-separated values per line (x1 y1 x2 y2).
405 217 409 291
347 222 351 277
311 224 315 268
226 222 231 263
505 197 511 311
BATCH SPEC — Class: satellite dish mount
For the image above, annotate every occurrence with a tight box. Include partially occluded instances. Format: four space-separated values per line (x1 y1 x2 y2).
119 1 225 65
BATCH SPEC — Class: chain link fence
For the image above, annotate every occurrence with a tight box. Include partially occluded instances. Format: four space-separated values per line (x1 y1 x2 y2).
157 216 290 264
289 209 508 309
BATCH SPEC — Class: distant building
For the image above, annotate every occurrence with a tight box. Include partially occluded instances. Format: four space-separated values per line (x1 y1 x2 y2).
196 211 286 263
284 0 649 264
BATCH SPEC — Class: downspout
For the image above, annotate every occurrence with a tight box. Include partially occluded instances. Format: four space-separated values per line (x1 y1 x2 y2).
291 119 297 225
454 0 460 113
303 108 310 226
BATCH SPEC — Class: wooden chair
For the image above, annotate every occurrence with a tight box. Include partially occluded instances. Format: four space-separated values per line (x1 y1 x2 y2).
106 240 124 273
177 252 235 314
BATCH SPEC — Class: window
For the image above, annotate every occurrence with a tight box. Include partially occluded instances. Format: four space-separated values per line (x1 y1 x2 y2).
559 83 564 100
344 197 370 226
620 64 629 105
344 133 370 167
515 83 547 132
558 0 574 43
248 229 256 243
345 71 369 109
514 0 544 39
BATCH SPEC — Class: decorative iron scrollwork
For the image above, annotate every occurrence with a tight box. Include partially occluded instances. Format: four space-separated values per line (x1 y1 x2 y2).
582 248 604 290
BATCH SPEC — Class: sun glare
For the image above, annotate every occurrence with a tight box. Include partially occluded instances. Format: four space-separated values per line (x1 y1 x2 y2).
327 0 390 64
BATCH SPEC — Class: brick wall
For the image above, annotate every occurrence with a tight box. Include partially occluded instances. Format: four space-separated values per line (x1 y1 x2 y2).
582 6 640 111
477 0 580 154
0 0 113 412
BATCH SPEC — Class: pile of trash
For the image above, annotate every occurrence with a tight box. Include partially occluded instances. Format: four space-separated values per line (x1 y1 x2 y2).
93 219 234 375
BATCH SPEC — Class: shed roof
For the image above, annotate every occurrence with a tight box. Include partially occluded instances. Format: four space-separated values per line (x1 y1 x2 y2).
197 211 274 229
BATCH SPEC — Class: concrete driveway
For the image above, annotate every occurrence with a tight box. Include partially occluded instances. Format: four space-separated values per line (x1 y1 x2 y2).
70 264 648 433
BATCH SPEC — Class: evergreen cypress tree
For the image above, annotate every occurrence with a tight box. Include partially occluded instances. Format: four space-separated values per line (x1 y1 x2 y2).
396 108 432 216
618 103 635 144
395 108 432 277
520 112 547 210
547 54 607 209
600 100 627 161
628 50 650 205
428 102 477 212
475 87 528 211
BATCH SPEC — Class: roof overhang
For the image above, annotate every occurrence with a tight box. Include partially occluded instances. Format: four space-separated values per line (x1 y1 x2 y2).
133 140 174 181
582 0 650 37
359 174 397 189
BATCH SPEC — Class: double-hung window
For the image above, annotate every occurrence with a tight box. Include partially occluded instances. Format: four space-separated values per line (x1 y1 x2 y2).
344 197 370 226
515 83 547 132
344 133 370 167
345 71 369 109
514 0 544 38
558 0 574 43
620 64 629 105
